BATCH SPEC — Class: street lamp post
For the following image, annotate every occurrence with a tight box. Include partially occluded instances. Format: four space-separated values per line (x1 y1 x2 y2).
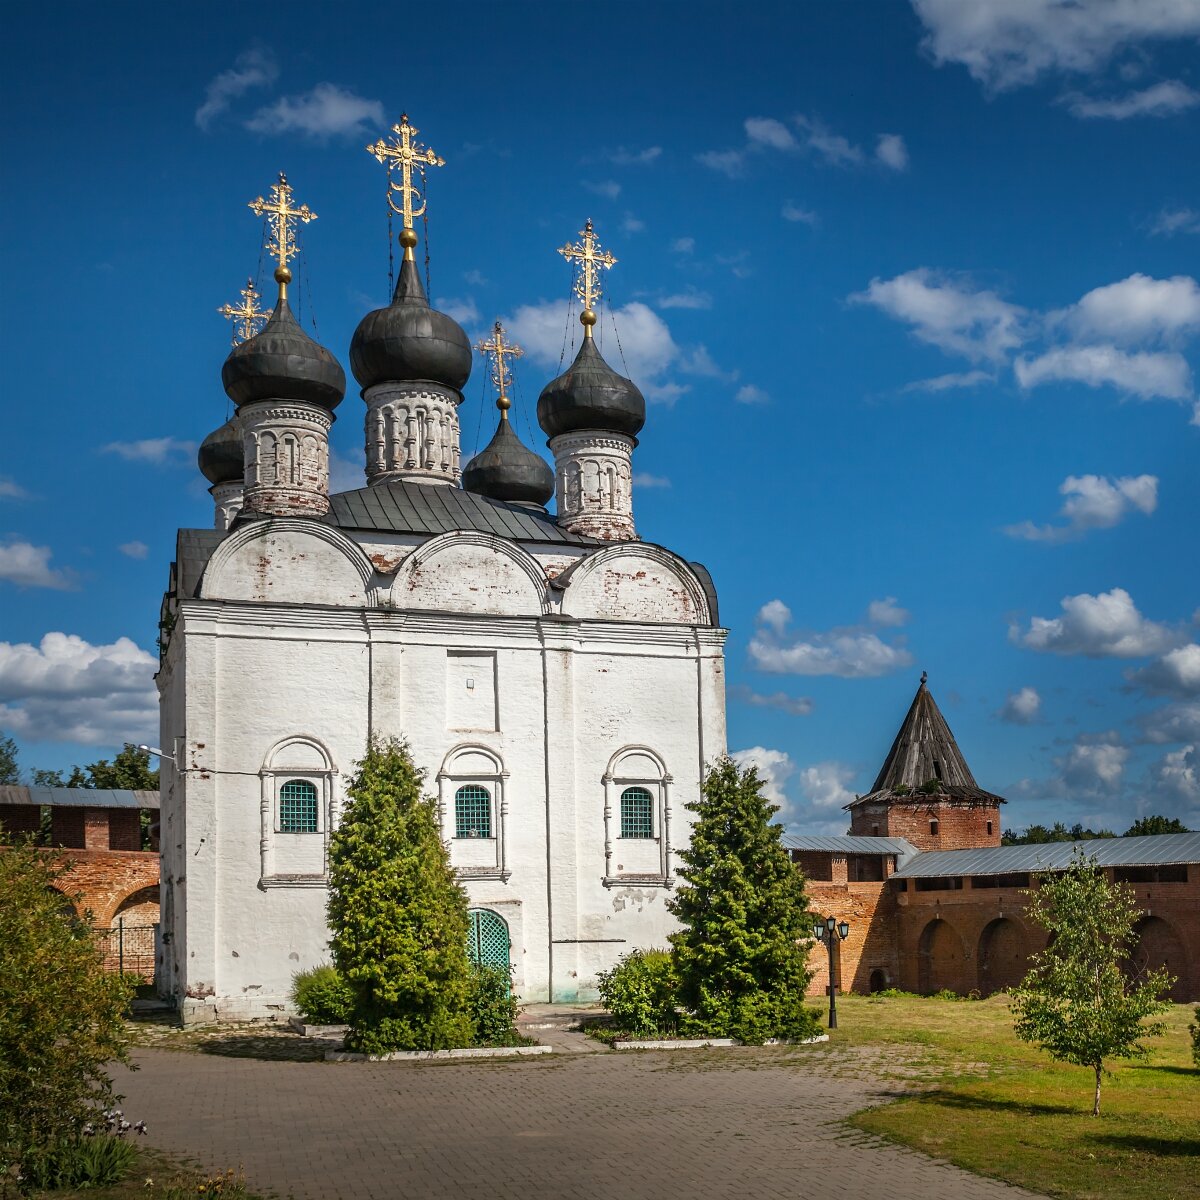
813 915 851 1029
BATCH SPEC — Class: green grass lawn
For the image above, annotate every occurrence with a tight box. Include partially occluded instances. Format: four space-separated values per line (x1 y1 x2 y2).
831 994 1199 1200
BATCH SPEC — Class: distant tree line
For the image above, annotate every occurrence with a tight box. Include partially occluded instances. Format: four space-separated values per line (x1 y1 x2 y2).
1002 815 1190 844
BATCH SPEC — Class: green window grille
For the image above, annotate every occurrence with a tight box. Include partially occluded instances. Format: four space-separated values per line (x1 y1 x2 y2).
620 786 655 839
467 908 510 971
279 779 319 833
455 784 492 839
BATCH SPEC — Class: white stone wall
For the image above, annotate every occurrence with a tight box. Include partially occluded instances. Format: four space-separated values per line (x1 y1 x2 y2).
240 401 332 517
550 430 636 541
159 519 725 1021
209 481 244 531
363 383 461 487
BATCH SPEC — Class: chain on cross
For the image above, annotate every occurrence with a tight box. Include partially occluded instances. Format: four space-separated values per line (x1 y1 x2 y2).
475 321 523 415
558 218 617 327
217 278 268 345
247 173 317 292
366 113 445 230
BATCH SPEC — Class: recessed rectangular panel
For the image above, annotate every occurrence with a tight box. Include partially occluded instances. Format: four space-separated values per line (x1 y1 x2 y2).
447 651 498 730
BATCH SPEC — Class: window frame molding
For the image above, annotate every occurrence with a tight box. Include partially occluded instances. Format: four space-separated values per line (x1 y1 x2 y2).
437 743 510 882
258 735 338 889
602 746 673 889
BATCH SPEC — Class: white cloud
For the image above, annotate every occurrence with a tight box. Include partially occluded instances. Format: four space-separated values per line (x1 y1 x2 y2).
0 632 158 745
1140 700 1200 744
0 541 76 590
696 148 745 177
900 369 994 393
1000 686 1042 724
1058 733 1129 795
463 269 488 287
606 146 662 166
582 179 621 200
781 201 818 225
1014 344 1192 400
735 384 770 405
1058 274 1200 344
1149 207 1200 236
748 598 914 678
632 472 671 489
195 48 277 131
1011 587 1180 658
101 437 197 465
730 746 795 808
671 237 696 254
0 477 29 499
440 296 481 326
866 597 910 627
118 541 149 560
643 381 689 406
745 116 797 151
1130 644 1200 697
851 269 1024 362
658 289 712 310
729 685 814 717
797 760 858 809
793 115 865 166
876 133 910 170
621 213 646 234
1149 744 1200 801
911 0 1200 92
245 83 383 139
1066 80 1200 119
1004 473 1158 542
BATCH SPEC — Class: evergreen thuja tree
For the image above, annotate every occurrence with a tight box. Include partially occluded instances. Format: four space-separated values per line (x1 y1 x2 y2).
669 756 820 1044
1011 851 1173 1117
327 738 474 1054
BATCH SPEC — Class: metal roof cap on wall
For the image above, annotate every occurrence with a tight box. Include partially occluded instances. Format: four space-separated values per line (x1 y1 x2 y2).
0 786 160 810
892 831 1200 879
782 834 920 864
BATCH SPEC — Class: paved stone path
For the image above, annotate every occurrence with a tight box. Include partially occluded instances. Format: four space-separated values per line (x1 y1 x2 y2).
119 1042 1042 1200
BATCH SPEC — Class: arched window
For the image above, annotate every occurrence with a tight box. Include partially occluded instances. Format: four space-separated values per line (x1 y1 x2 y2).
620 786 655 839
930 818 940 837
279 780 319 833
455 784 492 839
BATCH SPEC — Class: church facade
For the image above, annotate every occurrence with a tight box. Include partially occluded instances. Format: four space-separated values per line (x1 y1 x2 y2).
158 148 725 1022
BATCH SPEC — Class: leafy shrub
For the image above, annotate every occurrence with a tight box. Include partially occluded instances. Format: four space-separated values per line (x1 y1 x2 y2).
0 843 132 1180
597 949 678 1036
929 988 966 1001
291 964 353 1024
872 988 919 999
468 963 519 1046
21 1133 139 1188
1190 1006 1199 1068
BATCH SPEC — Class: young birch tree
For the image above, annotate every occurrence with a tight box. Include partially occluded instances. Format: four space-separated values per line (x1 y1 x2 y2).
1010 851 1173 1116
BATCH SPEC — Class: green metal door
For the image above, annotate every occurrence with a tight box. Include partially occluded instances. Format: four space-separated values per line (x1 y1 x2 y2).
467 909 510 971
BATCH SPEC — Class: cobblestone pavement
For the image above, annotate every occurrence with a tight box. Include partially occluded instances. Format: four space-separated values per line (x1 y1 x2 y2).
118 1043 1043 1200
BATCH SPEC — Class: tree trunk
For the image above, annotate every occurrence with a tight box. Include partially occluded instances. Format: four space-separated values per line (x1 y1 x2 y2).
1092 1062 1102 1117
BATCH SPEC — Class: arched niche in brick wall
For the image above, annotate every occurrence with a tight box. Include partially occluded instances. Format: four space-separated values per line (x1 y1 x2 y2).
977 917 1026 996
917 917 967 995
1127 915 1189 1003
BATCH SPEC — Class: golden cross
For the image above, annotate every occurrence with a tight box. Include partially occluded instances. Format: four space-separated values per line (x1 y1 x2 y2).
247 172 316 296
217 278 268 345
475 321 523 416
557 218 617 335
366 114 445 249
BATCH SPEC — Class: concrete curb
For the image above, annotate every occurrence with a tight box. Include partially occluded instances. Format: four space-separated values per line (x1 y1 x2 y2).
326 1044 554 1062
613 1033 830 1050
288 1017 349 1038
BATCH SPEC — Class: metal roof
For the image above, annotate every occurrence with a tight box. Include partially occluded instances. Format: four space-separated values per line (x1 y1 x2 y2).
782 834 919 861
176 528 225 598
328 480 600 544
0 786 159 810
892 831 1200 878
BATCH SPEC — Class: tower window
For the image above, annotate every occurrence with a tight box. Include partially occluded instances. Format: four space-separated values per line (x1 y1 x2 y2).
930 819 940 836
987 820 993 836
454 784 492 839
279 780 319 833
620 786 655 839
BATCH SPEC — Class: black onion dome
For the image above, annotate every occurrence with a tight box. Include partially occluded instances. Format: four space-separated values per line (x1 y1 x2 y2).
197 416 243 485
221 299 345 412
462 417 554 506
536 336 645 439
350 256 472 392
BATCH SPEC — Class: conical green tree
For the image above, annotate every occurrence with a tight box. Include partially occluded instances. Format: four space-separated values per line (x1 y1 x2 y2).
669 756 820 1044
327 738 474 1053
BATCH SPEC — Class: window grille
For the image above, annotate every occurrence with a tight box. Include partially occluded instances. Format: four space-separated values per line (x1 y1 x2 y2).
455 784 492 839
467 908 510 970
279 779 319 833
620 786 654 839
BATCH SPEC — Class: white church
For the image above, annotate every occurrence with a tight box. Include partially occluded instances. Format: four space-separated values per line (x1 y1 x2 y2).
157 131 728 1022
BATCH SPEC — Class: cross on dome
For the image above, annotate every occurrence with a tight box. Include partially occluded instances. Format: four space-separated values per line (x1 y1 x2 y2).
217 278 268 346
558 218 616 337
475 321 523 417
247 172 317 300
366 114 445 258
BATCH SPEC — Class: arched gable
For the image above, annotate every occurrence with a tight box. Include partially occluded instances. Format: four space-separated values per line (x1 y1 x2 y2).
605 744 669 782
262 734 334 772
557 543 711 625
388 531 549 616
200 519 377 607
439 742 504 778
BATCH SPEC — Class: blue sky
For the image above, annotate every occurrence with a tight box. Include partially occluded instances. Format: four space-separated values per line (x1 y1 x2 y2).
2 1 1199 834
